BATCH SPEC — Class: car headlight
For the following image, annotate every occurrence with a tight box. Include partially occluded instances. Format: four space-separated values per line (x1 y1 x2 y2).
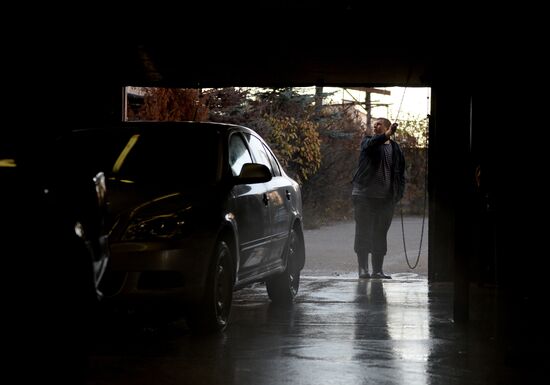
123 214 186 241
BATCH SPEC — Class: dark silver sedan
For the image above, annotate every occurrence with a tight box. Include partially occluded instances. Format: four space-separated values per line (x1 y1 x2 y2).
69 121 305 333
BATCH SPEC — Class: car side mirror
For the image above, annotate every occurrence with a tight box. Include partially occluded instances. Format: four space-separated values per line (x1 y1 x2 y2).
235 163 272 184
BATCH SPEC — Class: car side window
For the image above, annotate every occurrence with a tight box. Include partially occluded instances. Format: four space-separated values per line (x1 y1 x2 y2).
229 134 253 176
262 143 282 177
247 135 276 176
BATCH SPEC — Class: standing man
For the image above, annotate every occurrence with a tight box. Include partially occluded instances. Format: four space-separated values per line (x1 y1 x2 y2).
351 118 405 279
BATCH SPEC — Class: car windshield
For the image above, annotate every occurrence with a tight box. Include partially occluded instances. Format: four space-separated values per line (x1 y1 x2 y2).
62 128 221 186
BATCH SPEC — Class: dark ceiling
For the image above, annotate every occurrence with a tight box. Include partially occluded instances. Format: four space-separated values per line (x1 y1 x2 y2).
15 1 527 100
119 33 434 88
75 4 454 90
13 2 508 132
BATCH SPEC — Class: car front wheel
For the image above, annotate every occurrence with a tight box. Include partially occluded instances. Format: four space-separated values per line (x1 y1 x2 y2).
187 240 234 333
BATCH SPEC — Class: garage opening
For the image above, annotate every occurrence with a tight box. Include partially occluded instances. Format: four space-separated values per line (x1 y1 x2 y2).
123 85 431 280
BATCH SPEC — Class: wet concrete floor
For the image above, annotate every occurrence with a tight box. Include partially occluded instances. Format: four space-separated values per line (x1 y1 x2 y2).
84 274 529 385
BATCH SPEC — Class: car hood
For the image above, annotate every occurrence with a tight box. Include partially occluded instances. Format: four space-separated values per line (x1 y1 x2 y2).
106 179 222 238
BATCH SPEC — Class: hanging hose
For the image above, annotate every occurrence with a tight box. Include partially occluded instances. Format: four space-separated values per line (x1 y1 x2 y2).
392 86 429 270
400 135 428 269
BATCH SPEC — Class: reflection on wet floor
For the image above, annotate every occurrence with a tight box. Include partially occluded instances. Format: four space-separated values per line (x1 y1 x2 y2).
87 275 528 385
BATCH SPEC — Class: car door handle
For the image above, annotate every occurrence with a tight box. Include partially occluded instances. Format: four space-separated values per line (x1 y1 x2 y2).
263 193 270 206
285 190 292 200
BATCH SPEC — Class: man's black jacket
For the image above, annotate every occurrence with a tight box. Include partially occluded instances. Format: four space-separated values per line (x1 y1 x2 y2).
351 133 406 203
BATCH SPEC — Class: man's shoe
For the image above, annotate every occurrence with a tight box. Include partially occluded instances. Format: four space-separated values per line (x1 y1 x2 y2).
371 272 392 279
358 267 370 279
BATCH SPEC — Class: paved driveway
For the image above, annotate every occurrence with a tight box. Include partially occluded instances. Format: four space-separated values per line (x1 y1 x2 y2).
303 215 428 277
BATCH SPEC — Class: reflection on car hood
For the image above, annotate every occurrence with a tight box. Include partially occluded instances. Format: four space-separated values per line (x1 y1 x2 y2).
106 179 220 236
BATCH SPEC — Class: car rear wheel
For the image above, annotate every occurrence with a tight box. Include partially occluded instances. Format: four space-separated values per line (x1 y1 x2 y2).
266 228 302 304
187 240 234 333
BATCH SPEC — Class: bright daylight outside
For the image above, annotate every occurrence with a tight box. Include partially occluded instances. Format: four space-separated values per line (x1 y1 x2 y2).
125 85 431 278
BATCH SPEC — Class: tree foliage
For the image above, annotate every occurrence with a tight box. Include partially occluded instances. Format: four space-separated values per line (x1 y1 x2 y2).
394 114 429 149
266 115 320 183
300 104 365 227
129 87 429 227
393 114 429 214
136 88 209 121
206 87 322 183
